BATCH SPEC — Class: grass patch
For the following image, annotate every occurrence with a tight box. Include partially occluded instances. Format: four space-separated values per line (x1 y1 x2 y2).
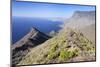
59 50 73 61
59 49 79 61
51 43 58 52
47 42 59 60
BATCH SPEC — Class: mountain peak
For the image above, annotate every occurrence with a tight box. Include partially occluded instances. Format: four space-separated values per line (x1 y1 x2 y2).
29 27 39 34
30 27 38 32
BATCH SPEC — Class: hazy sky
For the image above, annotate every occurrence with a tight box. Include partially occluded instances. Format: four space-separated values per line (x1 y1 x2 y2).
12 0 95 18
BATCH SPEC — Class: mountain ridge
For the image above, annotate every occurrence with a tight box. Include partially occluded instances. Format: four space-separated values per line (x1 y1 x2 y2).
18 28 95 65
12 27 51 66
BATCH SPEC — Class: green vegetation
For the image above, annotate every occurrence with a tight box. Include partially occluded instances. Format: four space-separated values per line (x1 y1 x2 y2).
51 42 58 52
59 50 73 61
47 51 59 60
79 36 95 53
18 28 95 65
47 41 58 60
59 49 79 61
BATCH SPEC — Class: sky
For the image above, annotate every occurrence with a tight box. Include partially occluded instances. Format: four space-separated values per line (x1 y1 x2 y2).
12 0 95 18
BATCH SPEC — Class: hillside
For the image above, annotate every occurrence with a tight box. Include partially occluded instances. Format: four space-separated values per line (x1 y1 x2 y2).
12 27 51 66
81 24 95 44
63 11 96 44
18 28 95 65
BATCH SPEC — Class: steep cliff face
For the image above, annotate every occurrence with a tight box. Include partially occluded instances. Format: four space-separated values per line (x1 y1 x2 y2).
12 27 51 66
64 11 95 29
18 28 95 65
72 11 95 19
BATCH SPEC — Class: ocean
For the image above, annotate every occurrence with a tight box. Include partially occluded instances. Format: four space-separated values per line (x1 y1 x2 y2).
12 17 63 44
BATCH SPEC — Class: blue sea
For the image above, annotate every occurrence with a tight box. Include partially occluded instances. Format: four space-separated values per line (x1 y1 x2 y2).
12 17 63 44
